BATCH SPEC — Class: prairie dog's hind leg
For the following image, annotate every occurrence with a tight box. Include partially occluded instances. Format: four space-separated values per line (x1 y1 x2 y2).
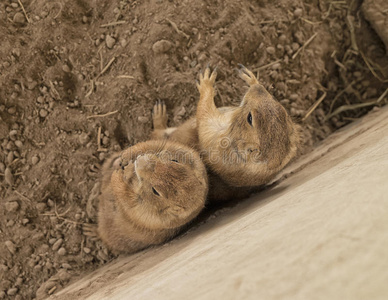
151 100 177 140
152 100 168 130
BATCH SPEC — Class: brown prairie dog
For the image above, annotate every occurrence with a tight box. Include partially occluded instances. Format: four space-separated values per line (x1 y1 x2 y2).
87 140 208 254
196 65 301 187
151 65 301 201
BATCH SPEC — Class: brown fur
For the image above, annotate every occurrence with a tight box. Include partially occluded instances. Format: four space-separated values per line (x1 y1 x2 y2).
95 140 208 254
151 66 301 202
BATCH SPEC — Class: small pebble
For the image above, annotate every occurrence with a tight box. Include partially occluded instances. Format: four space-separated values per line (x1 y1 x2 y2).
35 202 47 212
7 151 14 164
102 136 109 145
52 238 63 251
4 168 14 186
152 40 172 54
8 107 16 115
82 16 88 23
5 241 17 254
83 247 91 254
106 35 116 49
0 162 5 173
27 81 38 90
5 201 19 212
62 65 71 73
22 218 29 225
98 152 106 161
13 12 25 25
137 116 148 123
289 93 299 101
0 291 5 299
294 8 303 18
78 132 90 145
15 140 23 148
58 247 67 256
266 46 276 55
7 288 18 296
291 42 300 52
62 263 72 269
39 109 48 118
31 155 40 165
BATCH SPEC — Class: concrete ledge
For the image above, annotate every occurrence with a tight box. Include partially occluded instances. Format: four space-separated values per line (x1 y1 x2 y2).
52 106 388 300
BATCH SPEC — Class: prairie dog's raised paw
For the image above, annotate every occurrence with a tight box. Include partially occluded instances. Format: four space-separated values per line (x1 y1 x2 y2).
196 66 217 94
83 223 99 241
152 100 168 130
238 64 259 86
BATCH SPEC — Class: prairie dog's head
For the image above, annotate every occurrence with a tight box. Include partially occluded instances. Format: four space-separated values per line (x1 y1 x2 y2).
110 140 208 230
210 66 301 187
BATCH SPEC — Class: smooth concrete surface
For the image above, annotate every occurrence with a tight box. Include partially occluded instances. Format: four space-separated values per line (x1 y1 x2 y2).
52 106 388 300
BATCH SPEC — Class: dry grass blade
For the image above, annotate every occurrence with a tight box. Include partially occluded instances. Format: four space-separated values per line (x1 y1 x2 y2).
360 51 388 83
100 21 126 28
302 91 327 122
96 56 116 79
292 32 318 60
166 18 189 39
254 60 281 72
18 0 30 23
325 93 387 121
87 110 119 119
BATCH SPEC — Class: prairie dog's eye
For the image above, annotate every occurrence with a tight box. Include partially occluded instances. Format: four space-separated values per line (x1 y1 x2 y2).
247 112 253 126
171 159 179 163
152 187 160 196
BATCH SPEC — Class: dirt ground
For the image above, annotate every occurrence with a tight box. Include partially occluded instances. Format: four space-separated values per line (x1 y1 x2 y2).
0 0 387 299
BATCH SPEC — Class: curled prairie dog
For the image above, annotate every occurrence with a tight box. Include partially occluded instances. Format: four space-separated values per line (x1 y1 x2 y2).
151 65 300 201
86 140 208 254
195 65 301 187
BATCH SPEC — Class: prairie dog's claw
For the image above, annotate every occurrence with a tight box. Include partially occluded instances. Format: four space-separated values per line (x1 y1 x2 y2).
238 64 259 86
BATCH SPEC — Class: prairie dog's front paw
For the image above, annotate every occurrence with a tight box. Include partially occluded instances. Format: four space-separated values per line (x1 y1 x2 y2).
238 64 259 86
196 66 217 95
152 100 167 130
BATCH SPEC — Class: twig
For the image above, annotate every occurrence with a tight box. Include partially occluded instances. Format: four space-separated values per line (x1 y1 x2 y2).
346 14 358 52
18 0 30 23
376 87 388 104
97 127 102 150
100 20 126 28
96 56 116 79
85 80 94 98
116 75 135 79
52 2 63 19
42 201 82 225
87 110 119 119
99 51 103 72
328 80 356 115
325 100 380 120
14 190 32 203
254 59 281 71
360 51 388 83
292 32 318 60
49 80 60 100
166 18 189 39
302 91 327 121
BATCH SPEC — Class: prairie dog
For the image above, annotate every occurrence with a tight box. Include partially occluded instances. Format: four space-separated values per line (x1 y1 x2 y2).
86 140 208 254
195 65 301 187
151 65 300 201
